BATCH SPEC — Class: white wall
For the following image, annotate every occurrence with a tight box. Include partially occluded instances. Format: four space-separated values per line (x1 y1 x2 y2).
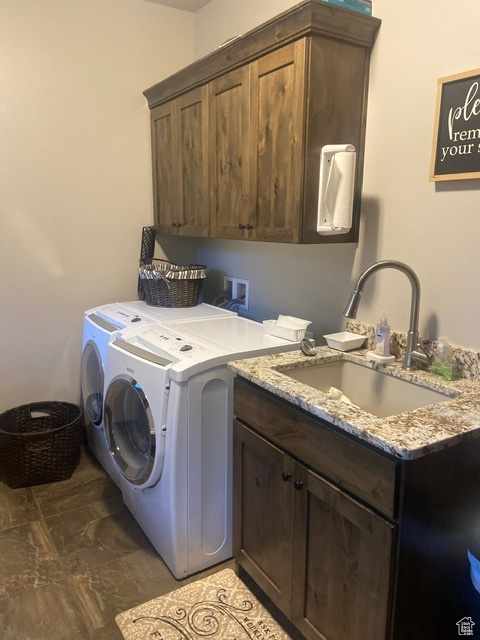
0 0 194 412
194 0 295 54
189 0 480 351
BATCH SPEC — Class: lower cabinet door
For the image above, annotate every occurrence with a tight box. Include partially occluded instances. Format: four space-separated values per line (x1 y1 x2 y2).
291 468 396 640
233 420 295 613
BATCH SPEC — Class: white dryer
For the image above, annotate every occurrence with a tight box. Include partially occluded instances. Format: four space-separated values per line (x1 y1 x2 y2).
102 317 299 579
120 300 236 323
81 304 156 483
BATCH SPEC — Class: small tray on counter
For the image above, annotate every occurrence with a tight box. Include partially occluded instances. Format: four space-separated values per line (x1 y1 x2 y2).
324 331 366 351
264 315 311 342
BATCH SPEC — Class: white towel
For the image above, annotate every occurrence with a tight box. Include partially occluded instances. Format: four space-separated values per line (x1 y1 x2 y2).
276 315 311 330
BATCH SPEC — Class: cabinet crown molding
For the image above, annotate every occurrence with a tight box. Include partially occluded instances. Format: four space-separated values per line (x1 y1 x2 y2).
144 0 381 109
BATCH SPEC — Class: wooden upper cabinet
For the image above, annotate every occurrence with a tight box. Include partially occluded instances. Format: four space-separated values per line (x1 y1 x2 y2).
144 1 381 243
151 86 209 237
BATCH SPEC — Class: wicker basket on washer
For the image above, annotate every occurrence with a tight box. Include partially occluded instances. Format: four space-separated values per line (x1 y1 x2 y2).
139 260 206 307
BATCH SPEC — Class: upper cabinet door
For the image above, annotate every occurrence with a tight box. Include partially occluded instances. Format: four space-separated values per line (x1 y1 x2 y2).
176 87 210 237
209 67 251 239
209 41 306 242
249 40 306 243
151 86 209 237
151 101 178 234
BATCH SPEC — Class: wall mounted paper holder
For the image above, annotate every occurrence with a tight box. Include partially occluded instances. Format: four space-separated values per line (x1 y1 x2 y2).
317 144 356 236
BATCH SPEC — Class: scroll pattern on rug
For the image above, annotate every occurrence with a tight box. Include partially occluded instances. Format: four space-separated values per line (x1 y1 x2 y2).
116 568 292 640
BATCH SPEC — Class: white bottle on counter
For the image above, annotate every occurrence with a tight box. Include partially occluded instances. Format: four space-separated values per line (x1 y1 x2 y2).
374 311 391 357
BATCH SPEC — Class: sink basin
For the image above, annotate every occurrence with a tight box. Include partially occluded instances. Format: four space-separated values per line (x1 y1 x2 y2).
283 359 452 418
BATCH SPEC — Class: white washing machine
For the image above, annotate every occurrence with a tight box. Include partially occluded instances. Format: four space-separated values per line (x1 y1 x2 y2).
81 302 236 484
81 304 157 484
102 317 299 579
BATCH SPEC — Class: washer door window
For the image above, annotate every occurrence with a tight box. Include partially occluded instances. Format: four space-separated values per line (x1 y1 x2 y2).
81 341 104 427
104 376 156 486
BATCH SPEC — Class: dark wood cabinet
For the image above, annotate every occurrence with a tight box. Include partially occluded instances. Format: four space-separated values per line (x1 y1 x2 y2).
249 41 306 243
234 422 296 612
233 377 480 640
144 1 381 243
208 41 306 242
234 420 394 640
208 66 251 239
151 86 209 236
291 467 394 640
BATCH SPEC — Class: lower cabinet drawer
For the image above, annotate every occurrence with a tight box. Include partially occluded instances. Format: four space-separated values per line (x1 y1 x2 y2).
234 378 398 519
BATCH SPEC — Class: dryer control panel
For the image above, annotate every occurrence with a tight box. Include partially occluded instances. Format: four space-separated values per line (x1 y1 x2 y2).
91 303 155 331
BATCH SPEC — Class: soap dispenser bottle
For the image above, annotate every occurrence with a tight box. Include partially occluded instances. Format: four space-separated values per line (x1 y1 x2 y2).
431 336 454 381
374 311 391 357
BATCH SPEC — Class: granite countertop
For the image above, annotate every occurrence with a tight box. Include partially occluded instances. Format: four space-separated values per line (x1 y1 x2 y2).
228 347 480 460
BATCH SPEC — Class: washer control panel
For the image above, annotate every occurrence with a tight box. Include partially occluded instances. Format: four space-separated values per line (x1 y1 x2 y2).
121 325 225 378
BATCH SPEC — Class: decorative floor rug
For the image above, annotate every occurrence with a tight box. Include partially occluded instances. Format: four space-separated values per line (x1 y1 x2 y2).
116 568 292 640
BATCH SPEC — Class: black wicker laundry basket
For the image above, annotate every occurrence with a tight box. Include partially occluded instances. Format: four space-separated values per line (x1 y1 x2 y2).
0 401 83 488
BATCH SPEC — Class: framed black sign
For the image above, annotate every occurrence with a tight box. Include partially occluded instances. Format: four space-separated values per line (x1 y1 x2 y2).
430 68 480 181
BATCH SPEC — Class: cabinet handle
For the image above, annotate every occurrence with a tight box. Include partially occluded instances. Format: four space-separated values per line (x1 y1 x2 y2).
246 224 254 230
294 480 304 490
238 223 246 230
281 472 291 482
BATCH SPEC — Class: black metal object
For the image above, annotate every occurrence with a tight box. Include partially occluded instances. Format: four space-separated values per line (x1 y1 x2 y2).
140 226 156 265
138 226 156 298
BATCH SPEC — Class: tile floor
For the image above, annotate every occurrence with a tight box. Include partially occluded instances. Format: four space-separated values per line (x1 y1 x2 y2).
0 447 234 640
